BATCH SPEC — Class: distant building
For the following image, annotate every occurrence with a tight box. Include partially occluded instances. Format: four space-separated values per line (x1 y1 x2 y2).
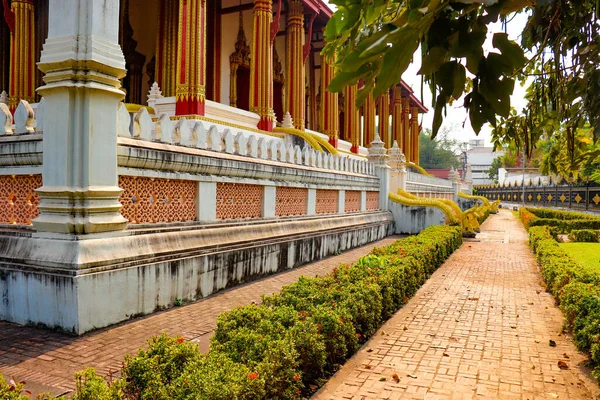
466 146 505 185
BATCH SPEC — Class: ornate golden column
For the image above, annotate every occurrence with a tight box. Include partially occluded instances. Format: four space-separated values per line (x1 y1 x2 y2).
391 87 403 148
363 91 376 147
156 0 178 97
320 54 338 146
8 0 35 111
411 106 420 164
175 0 206 115
284 0 304 129
250 0 275 131
377 91 391 148
344 84 360 153
402 97 411 161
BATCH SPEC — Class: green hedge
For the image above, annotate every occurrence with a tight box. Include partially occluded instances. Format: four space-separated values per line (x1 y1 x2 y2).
528 226 600 381
528 207 598 221
22 225 461 400
519 207 600 233
568 229 600 242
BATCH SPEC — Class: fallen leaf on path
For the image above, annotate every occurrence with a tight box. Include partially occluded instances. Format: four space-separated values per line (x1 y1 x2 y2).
563 353 569 358
403 326 408 331
558 361 569 369
379 377 386 381
407 374 417 379
549 340 557 347
443 353 449 357
392 373 400 383
364 365 372 370
547 393 559 398
366 348 373 353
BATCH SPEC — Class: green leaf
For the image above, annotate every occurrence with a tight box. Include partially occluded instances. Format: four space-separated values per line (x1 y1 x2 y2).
432 93 448 137
374 27 420 94
452 63 466 100
418 47 448 75
492 32 527 69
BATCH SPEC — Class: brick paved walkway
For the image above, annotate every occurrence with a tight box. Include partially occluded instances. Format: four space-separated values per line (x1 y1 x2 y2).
0 236 400 397
314 209 600 400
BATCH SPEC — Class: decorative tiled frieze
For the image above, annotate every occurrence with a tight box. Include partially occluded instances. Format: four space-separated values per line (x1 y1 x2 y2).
118 176 197 224
315 189 338 214
276 187 308 217
216 182 263 219
0 174 41 225
366 191 379 210
344 190 361 212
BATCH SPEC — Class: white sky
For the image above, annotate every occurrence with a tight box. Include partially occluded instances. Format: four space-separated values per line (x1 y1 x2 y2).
324 3 531 147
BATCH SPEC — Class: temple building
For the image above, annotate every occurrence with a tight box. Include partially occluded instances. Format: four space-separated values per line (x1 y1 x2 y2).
0 0 426 158
0 0 445 335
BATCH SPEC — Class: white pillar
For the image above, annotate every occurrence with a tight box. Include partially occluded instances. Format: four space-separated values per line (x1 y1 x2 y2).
387 140 406 194
337 190 345 213
263 186 276 218
449 167 461 203
368 134 391 210
307 188 316 215
360 191 367 211
197 181 217 221
33 0 127 234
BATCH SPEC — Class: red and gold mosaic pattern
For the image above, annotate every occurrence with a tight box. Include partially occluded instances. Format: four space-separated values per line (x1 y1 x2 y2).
366 191 379 210
275 187 307 217
216 182 263 219
0 174 41 225
118 176 197 224
345 190 361 213
316 189 338 214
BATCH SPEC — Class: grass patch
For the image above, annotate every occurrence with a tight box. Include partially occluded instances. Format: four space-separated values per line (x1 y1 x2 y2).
560 242 600 272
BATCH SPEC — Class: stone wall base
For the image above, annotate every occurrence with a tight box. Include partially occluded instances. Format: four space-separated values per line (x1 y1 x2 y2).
388 201 446 234
0 212 394 334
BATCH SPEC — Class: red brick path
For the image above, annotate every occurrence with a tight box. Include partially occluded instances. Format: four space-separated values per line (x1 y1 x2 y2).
0 236 400 397
314 210 600 400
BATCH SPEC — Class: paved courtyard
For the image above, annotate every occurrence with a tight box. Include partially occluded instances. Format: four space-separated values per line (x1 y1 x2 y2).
2 210 600 399
314 209 600 400
0 235 400 397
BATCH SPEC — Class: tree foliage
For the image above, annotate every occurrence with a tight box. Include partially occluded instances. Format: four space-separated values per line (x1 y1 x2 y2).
418 128 460 169
323 0 599 150
487 156 502 181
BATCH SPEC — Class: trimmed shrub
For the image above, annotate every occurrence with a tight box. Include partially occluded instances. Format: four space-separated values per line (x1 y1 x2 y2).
527 226 600 382
68 225 463 399
528 208 598 220
519 207 600 233
568 229 600 242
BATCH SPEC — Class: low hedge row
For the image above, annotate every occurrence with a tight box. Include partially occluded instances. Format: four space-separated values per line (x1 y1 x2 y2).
528 226 600 380
519 207 600 233
528 207 598 221
568 229 600 242
5 225 462 400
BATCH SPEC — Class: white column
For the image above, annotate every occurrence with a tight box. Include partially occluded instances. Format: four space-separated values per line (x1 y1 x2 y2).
33 0 127 234
449 167 461 203
197 181 216 221
360 191 367 211
263 186 276 218
307 188 316 215
368 134 391 210
337 190 345 213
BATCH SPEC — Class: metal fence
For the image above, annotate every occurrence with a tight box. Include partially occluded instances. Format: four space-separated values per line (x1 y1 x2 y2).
475 181 600 211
